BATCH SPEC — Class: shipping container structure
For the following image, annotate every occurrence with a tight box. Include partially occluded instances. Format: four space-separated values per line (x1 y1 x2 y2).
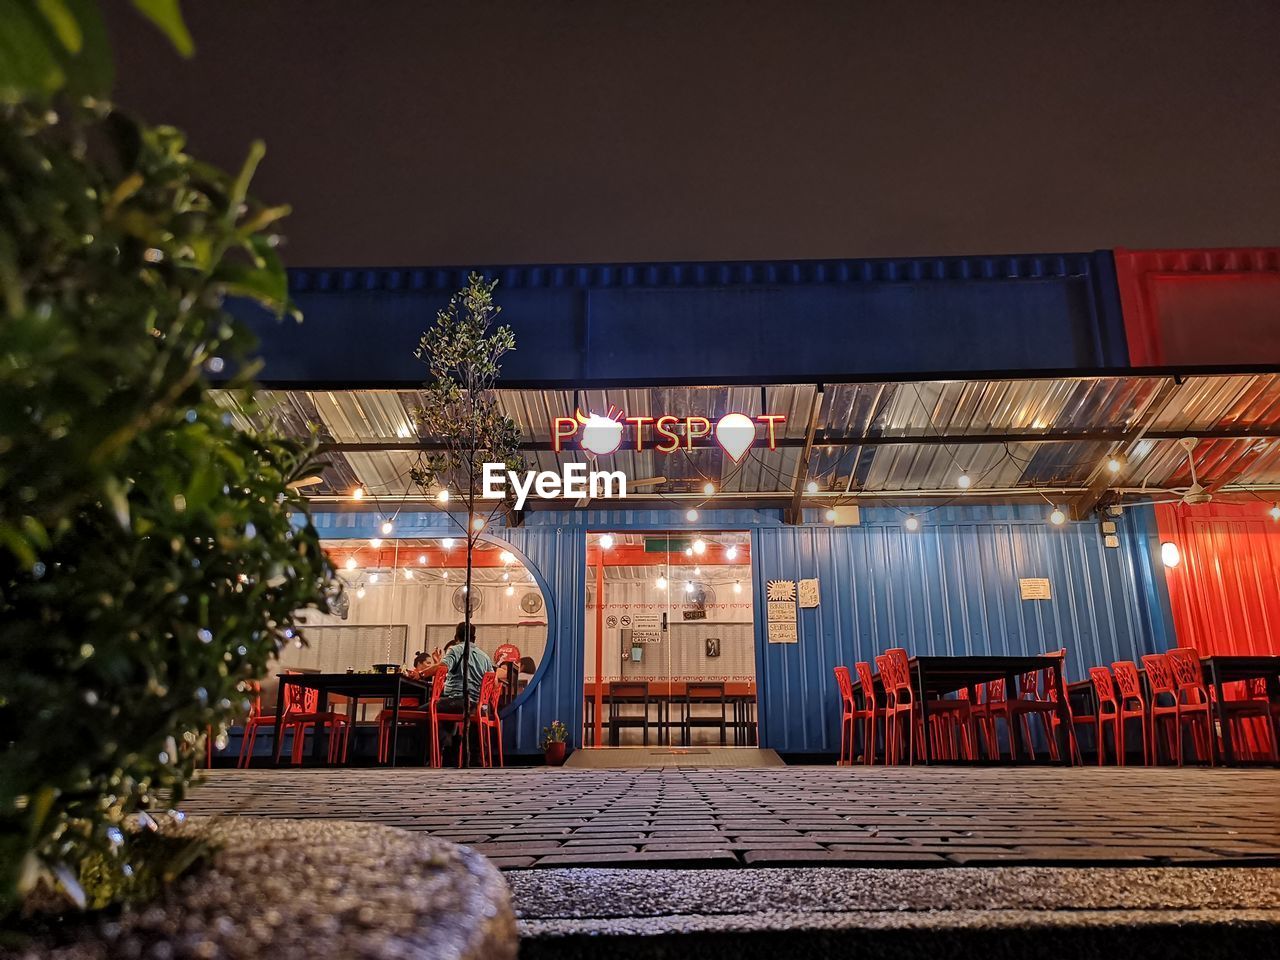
226 248 1280 757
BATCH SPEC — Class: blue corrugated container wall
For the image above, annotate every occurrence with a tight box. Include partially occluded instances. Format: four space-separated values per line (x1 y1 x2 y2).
310 504 1175 756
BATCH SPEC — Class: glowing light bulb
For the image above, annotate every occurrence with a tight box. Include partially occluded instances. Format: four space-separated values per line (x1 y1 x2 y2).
472 517 485 532
344 557 357 571
1160 541 1181 568
502 571 510 581
380 520 394 535
685 547 694 557
418 554 427 565
805 480 818 495
656 575 668 590
351 486 365 500
368 573 379 583
437 488 450 503
694 566 701 576
733 580 742 593
500 550 515 564
403 568 414 579
825 508 837 522
692 538 706 555
442 570 449 579
356 586 366 599
1270 503 1280 522
1049 507 1067 526
703 481 716 496
957 473 972 489
442 538 455 549
726 545 738 560
506 584 515 596
685 581 695 593
370 537 382 548
599 534 614 550
1106 456 1123 474
904 514 921 532
686 509 699 522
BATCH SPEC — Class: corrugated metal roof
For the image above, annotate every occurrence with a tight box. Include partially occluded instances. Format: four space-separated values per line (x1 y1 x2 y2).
213 372 1280 505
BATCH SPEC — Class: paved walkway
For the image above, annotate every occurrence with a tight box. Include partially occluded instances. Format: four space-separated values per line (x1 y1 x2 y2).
182 765 1280 870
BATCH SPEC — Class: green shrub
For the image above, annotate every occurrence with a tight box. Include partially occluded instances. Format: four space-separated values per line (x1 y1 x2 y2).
0 96 337 913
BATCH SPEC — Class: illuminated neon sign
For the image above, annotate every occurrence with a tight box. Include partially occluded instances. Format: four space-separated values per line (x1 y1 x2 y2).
552 408 786 461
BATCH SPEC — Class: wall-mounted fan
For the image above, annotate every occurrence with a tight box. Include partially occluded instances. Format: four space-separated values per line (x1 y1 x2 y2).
331 591 350 621
520 591 543 614
451 584 484 614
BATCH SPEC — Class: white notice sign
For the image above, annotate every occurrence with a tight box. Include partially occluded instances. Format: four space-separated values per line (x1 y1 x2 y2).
1020 578 1052 600
631 613 661 632
798 578 819 608
768 620 798 644
767 600 796 622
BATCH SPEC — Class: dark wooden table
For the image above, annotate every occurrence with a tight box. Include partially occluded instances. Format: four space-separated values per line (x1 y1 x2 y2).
1201 655 1280 764
853 655 1076 765
274 672 432 767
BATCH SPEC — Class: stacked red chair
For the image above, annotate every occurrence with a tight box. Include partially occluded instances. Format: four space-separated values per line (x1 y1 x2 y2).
833 666 876 765
1110 660 1151 765
1085 667 1120 764
854 661 883 764
273 677 350 765
475 671 504 767
1143 652 1214 766
881 648 975 763
986 661 1062 761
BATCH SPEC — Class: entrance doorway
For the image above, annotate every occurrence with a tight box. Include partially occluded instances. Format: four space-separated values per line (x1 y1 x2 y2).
583 532 757 752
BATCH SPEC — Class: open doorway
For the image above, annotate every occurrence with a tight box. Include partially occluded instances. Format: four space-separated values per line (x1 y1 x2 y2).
584 531 757 752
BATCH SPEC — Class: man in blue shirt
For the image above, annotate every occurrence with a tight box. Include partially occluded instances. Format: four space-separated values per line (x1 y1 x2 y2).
434 622 494 762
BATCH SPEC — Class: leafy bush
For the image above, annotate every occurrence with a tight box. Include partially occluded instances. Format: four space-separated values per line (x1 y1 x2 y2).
0 95 336 914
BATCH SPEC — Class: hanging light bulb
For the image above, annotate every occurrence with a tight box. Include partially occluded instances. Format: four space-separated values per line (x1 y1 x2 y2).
506 584 515 596
380 520 394 535
1106 456 1123 474
500 550 515 564
904 514 921 532
355 585 366 599
1049 506 1067 526
726 545 738 560
351 486 365 500
442 570 450 579
599 534 614 549
685 581 695 593
502 571 510 581
369 573 379 583
805 480 819 495
686 508 699 522
1160 541 1181 568
370 537 382 548
957 473 972 489
1270 503 1280 522
693 566 701 576
472 517 485 532
692 538 706 554
344 556 358 571
437 488 450 504
656 575 668 590
703 481 716 496
418 554 428 565
403 568 414 579
685 546 694 557
462 584 468 593
442 538 455 549
733 580 742 593
825 508 837 522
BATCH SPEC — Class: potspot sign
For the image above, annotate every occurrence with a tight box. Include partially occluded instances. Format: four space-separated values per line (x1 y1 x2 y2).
483 408 786 508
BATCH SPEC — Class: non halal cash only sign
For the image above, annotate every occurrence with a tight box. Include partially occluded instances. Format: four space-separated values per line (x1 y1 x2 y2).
483 406 787 509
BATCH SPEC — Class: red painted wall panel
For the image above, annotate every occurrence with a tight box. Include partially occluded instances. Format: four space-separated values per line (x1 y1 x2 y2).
1115 247 1280 367
1155 503 1280 656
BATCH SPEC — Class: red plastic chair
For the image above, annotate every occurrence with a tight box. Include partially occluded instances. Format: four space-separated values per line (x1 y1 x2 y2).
1143 652 1214 766
833 666 875 765
235 681 270 768
1213 677 1279 761
475 671 504 767
1110 660 1151 765
854 661 882 764
1086 667 1120 765
987 658 1063 761
274 677 350 765
881 648 975 764
428 669 496 768
375 666 439 763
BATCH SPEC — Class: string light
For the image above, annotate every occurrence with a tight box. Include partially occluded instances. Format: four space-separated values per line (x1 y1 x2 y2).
1270 503 1280 522
355 585 366 599
369 573 379 583
685 547 694 557
726 545 738 560
599 534 614 549
957 473 972 489
403 568 414 579
370 537 382 548
380 520 394 535
1160 542 1181 568
686 508 699 522
805 480 819 495
824 508 837 522
1106 455 1125 475
442 570 450 579
442 538 455 549
733 580 742 593
472 517 485 531
502 571 510 581
656 575 668 590
904 514 921 532
703 481 716 496
344 557 357 571
351 486 365 500
506 584 515 596
437 489 450 504
693 566 701 576
685 581 695 593
692 538 706 554
500 550 515 564
418 554 428 565
1049 506 1067 526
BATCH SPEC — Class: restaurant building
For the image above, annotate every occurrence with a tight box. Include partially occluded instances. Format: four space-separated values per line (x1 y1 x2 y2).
222 246 1280 759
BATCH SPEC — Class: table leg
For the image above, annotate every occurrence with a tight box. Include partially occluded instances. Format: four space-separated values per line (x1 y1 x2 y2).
313 687 329 764
1211 662 1233 766
1051 672 1077 766
1005 672 1020 762
914 662 931 764
272 678 287 767
389 677 402 768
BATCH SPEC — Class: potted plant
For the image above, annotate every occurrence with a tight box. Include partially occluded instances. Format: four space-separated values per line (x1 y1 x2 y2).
540 721 569 766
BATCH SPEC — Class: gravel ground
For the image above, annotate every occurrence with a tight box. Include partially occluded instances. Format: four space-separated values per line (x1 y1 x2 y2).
4 819 516 960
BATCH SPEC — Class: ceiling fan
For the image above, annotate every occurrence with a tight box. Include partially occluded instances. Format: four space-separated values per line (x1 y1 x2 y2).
1125 437 1213 507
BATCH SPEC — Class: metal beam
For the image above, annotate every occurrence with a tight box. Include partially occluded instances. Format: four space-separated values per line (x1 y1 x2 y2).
786 387 824 524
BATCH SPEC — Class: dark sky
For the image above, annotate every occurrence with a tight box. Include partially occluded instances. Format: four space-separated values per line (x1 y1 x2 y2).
111 0 1280 268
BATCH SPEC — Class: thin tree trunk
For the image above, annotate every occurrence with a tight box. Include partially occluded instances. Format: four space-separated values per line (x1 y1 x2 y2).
461 506 474 767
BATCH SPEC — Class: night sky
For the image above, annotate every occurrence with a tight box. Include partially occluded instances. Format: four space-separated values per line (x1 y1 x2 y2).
111 0 1280 268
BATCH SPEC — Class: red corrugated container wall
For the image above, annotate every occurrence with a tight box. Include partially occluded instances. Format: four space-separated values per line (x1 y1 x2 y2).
1155 503 1280 656
1114 247 1280 367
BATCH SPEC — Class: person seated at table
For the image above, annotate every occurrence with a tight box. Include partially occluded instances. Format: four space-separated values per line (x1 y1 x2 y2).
435 623 494 754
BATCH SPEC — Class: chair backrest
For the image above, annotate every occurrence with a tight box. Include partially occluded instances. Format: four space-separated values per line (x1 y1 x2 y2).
1044 649 1069 702
427 664 448 709
475 671 496 714
238 680 263 720
1110 660 1145 706
833 666 855 707
883 648 913 696
1088 667 1117 707
854 661 877 709
1246 677 1268 700
1167 647 1206 691
1141 654 1177 697
987 677 1006 704
1017 669 1042 699
873 655 893 704
283 676 317 715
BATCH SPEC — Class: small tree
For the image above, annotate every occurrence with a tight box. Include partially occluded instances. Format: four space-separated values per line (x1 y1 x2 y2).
411 275 523 765
0 1 338 913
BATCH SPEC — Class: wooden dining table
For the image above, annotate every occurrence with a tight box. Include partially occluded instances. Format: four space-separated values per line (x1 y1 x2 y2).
1201 655 1280 764
583 681 757 746
274 672 432 767
851 655 1076 765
